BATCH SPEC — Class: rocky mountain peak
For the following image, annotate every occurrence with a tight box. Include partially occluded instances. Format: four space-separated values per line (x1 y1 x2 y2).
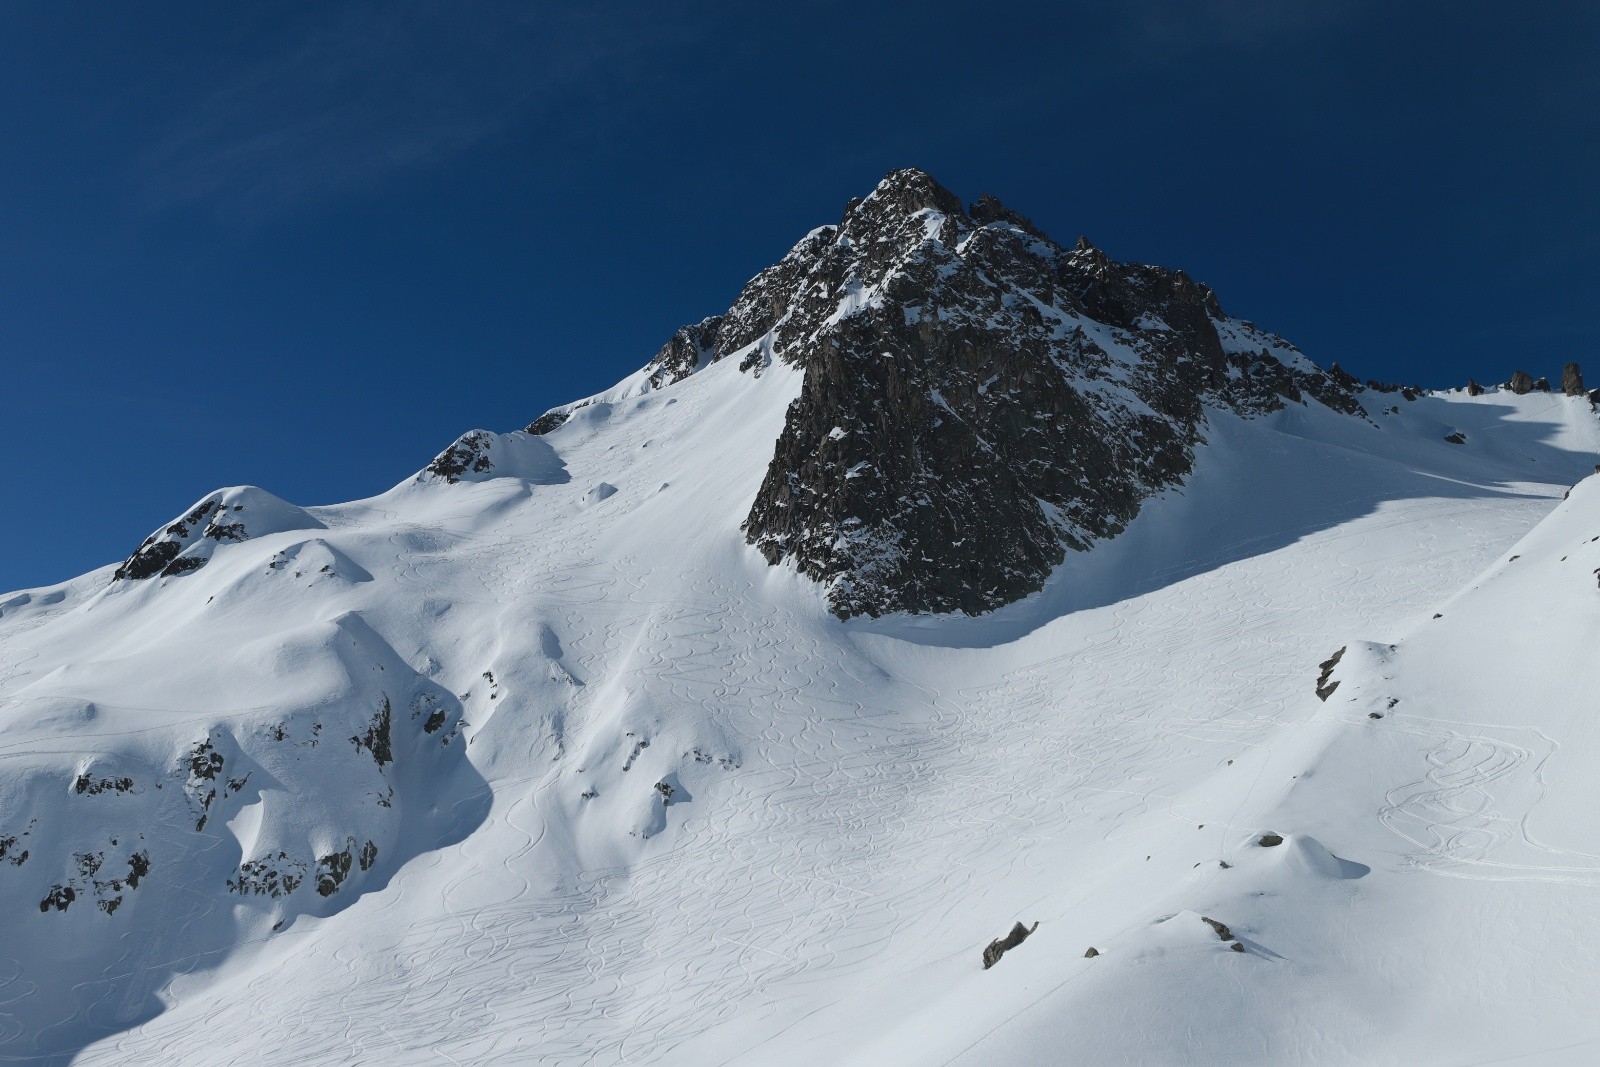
529 169 1368 618
853 166 966 221
967 193 1046 237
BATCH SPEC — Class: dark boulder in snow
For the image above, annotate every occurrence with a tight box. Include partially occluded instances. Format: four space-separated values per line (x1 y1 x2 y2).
982 920 1039 969
1509 370 1534 395
1563 362 1586 397
1316 647 1346 701
1467 378 1485 396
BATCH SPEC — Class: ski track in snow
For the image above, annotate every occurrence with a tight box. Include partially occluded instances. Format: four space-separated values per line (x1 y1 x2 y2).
1379 719 1600 886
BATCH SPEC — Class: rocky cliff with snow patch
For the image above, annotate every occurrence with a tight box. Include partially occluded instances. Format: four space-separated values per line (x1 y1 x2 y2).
534 168 1365 616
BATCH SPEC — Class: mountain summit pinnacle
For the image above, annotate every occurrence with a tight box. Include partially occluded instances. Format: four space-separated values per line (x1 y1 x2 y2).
530 169 1363 617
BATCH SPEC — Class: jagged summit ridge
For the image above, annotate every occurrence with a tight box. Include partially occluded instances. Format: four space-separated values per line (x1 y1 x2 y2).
534 168 1363 618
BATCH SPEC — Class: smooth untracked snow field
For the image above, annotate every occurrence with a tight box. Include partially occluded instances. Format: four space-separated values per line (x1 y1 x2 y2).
3 358 1600 1064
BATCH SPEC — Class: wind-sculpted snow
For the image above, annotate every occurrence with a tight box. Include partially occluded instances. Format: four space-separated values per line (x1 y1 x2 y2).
4 344 1600 1063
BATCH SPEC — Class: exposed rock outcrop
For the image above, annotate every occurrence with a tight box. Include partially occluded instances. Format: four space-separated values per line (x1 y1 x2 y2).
1563 362 1586 397
1316 646 1345 701
982 920 1039 969
609 169 1366 618
113 488 322 582
522 170 1380 618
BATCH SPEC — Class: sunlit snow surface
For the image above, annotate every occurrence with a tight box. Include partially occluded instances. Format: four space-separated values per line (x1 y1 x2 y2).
3 359 1600 1065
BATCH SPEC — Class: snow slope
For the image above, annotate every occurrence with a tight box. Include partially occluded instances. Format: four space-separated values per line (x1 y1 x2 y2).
2 356 1598 1064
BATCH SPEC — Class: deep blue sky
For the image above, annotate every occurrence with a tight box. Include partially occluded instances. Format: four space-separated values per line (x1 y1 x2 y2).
3 2 1596 592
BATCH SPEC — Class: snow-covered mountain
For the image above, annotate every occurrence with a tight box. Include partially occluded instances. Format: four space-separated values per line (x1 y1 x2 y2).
3 169 1600 1064
531 168 1364 617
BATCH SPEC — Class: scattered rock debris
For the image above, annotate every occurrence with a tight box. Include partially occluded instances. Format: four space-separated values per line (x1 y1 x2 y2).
316 840 359 897
185 736 232 832
349 696 393 767
982 921 1039 970
1200 916 1233 940
73 773 135 796
0 833 29 867
229 852 307 897
39 885 76 913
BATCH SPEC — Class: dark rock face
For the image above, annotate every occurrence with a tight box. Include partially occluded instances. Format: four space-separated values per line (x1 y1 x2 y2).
982 920 1039 969
113 488 321 583
525 410 570 436
1316 647 1345 701
1564 362 1586 397
114 500 235 581
349 697 393 767
1467 378 1485 396
630 169 1364 617
424 431 496 483
1509 371 1534 394
541 169 1366 618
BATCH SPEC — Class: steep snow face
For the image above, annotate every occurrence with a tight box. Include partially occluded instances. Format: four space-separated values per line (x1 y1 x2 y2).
528 168 1368 618
2 351 1599 1063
